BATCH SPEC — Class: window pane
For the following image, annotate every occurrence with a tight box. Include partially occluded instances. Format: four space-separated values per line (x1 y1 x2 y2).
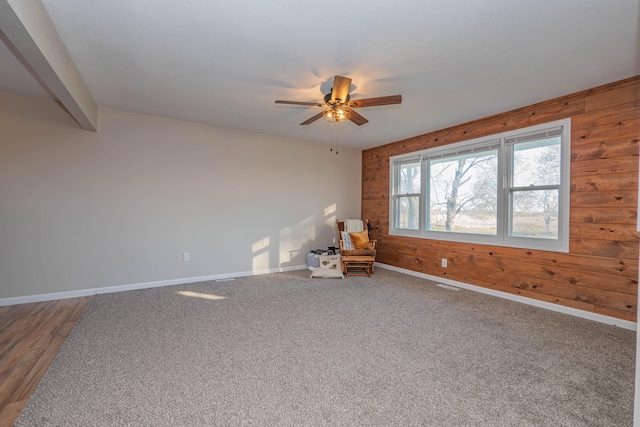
428 151 497 235
510 189 559 239
397 196 420 229
513 137 561 187
399 162 421 194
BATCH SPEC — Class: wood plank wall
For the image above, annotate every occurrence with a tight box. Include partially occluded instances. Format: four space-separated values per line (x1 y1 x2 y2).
362 76 640 322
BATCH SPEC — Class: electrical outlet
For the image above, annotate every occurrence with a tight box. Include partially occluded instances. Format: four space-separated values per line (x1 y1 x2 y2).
441 258 447 268
183 252 190 262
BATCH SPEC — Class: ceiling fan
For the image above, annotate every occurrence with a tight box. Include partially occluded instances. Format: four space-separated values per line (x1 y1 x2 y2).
275 75 402 126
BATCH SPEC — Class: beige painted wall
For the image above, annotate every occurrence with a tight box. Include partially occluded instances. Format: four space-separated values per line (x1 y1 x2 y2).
0 91 362 299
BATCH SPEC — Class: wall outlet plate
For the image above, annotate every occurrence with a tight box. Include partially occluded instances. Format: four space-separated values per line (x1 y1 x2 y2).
441 258 447 268
183 252 190 262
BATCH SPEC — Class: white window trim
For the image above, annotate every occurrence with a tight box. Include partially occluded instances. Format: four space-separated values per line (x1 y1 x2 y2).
389 118 571 253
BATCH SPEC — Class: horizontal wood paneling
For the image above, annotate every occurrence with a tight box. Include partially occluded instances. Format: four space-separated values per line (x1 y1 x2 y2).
573 118 639 146
571 155 638 177
569 239 638 259
584 82 640 111
570 189 637 207
570 207 637 224
571 172 637 192
572 102 640 130
571 136 638 161
379 235 637 278
363 76 640 321
569 222 637 242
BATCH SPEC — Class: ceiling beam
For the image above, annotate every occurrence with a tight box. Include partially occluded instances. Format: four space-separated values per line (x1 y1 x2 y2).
0 0 97 130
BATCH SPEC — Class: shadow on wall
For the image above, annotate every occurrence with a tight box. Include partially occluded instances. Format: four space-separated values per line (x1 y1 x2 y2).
252 203 340 271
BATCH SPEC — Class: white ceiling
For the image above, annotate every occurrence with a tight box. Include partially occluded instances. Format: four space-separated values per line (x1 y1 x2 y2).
1 0 639 150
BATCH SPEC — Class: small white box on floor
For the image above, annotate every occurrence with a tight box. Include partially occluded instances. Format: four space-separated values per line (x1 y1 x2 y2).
310 255 343 279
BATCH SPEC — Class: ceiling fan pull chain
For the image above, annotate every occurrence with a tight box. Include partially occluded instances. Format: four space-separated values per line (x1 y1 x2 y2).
330 121 337 153
330 122 333 152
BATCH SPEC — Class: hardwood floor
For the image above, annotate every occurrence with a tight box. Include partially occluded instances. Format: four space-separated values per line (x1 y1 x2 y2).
0 297 92 427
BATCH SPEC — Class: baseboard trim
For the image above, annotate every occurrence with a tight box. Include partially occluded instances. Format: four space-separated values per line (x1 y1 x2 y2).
0 265 308 307
376 263 636 331
5 263 635 331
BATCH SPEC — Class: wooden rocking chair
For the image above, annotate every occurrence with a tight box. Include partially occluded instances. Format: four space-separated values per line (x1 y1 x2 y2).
336 219 376 277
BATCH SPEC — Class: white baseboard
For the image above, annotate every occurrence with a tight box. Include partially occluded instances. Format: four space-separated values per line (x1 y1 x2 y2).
0 265 308 307
376 262 637 331
4 263 635 331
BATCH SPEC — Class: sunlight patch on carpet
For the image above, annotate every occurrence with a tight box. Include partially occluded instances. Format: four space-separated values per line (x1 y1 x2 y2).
177 291 226 301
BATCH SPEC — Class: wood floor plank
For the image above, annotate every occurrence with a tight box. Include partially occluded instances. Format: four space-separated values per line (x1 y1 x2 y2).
0 399 27 427
0 302 67 406
0 296 92 426
11 319 78 402
0 301 51 346
9 299 91 401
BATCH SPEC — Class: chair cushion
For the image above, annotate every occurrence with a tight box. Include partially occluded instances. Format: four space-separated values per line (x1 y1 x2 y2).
341 249 376 257
310 268 344 279
340 231 354 250
349 230 370 250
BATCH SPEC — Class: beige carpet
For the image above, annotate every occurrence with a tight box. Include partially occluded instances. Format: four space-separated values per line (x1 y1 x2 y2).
15 268 635 426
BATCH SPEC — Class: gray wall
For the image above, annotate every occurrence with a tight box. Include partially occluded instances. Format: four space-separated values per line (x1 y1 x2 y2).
0 91 362 299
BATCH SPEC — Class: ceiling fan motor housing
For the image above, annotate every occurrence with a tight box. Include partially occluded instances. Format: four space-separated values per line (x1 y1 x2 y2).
324 92 350 105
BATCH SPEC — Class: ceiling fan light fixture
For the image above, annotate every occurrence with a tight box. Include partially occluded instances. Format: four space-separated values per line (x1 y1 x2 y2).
275 75 401 126
323 105 351 123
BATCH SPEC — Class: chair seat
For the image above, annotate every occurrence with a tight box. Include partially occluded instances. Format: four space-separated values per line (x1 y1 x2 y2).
341 249 376 257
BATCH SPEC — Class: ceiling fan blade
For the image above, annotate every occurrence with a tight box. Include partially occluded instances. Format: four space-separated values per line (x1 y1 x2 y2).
300 112 324 125
275 100 325 107
348 95 402 108
331 76 352 103
349 109 369 126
